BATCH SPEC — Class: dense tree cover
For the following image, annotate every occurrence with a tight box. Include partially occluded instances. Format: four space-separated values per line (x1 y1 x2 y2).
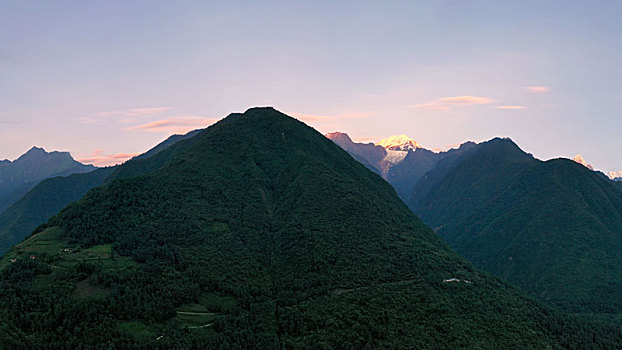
410 138 622 317
0 128 204 254
0 168 114 253
0 108 621 349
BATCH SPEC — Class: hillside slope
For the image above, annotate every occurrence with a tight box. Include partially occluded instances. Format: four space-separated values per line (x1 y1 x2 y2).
0 147 95 212
0 129 204 254
0 108 620 349
411 138 622 317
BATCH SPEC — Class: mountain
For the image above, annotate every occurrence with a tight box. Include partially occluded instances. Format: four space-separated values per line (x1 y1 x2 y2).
409 137 622 319
326 133 426 178
376 134 419 151
386 142 476 201
134 128 205 161
0 107 620 349
0 129 204 254
324 132 386 174
0 147 95 212
325 132 476 200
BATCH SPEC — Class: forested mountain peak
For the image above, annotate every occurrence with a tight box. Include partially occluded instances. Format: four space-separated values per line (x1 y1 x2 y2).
0 107 620 348
411 136 622 319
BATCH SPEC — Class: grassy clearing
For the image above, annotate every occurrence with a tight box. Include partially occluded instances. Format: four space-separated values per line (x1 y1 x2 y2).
86 244 112 258
0 226 139 299
117 320 156 340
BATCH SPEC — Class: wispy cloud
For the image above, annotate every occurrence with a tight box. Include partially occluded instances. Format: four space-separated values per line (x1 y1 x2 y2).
125 116 217 133
76 116 97 124
608 171 622 179
94 107 172 117
495 105 527 110
572 154 594 171
525 86 551 93
77 149 139 167
290 111 373 124
413 95 492 111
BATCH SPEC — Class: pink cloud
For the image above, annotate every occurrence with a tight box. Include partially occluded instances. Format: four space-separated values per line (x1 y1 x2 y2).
94 107 172 117
495 105 527 110
525 86 551 93
608 171 622 179
77 149 139 167
572 154 594 171
126 116 217 133
413 95 492 111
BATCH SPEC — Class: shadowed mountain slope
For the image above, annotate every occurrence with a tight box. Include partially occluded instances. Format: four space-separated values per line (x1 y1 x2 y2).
410 138 622 318
0 129 204 254
0 147 95 212
1 108 620 349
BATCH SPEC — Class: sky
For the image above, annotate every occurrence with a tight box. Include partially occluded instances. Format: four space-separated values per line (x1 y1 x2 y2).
1 1 621 176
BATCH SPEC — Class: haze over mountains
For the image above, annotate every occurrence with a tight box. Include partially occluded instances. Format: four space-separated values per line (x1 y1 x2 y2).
330 131 622 321
0 147 95 213
0 129 204 254
1 108 620 349
325 132 476 200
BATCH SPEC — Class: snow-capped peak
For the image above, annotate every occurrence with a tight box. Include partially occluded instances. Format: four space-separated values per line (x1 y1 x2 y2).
376 135 419 151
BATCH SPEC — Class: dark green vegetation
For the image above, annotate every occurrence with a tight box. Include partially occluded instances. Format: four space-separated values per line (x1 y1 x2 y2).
409 138 622 319
0 147 95 213
1 108 621 349
386 142 475 201
0 129 203 254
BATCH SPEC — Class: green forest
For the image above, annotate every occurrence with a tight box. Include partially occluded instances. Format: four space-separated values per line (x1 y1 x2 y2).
410 137 622 319
1 108 621 349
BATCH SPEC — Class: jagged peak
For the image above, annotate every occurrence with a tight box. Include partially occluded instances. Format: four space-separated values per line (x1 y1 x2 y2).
325 132 354 143
376 135 420 151
26 146 46 154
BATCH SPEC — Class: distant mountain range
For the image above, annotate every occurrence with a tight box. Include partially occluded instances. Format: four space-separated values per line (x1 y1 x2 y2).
1 108 619 348
0 147 95 213
325 132 476 200
0 129 204 253
330 132 622 320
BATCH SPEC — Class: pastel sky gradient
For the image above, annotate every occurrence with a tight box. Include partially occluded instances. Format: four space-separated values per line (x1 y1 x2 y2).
1 1 621 173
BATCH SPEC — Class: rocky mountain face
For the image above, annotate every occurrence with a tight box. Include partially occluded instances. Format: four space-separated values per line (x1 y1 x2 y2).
325 132 474 200
324 132 386 174
0 147 95 213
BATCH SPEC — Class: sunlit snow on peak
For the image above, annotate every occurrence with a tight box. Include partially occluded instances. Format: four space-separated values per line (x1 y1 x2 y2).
376 135 420 151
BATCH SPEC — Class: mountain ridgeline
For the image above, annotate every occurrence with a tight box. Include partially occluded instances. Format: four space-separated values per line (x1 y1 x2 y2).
410 138 622 318
330 133 622 321
0 129 204 254
325 132 476 200
0 147 95 213
1 108 619 349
